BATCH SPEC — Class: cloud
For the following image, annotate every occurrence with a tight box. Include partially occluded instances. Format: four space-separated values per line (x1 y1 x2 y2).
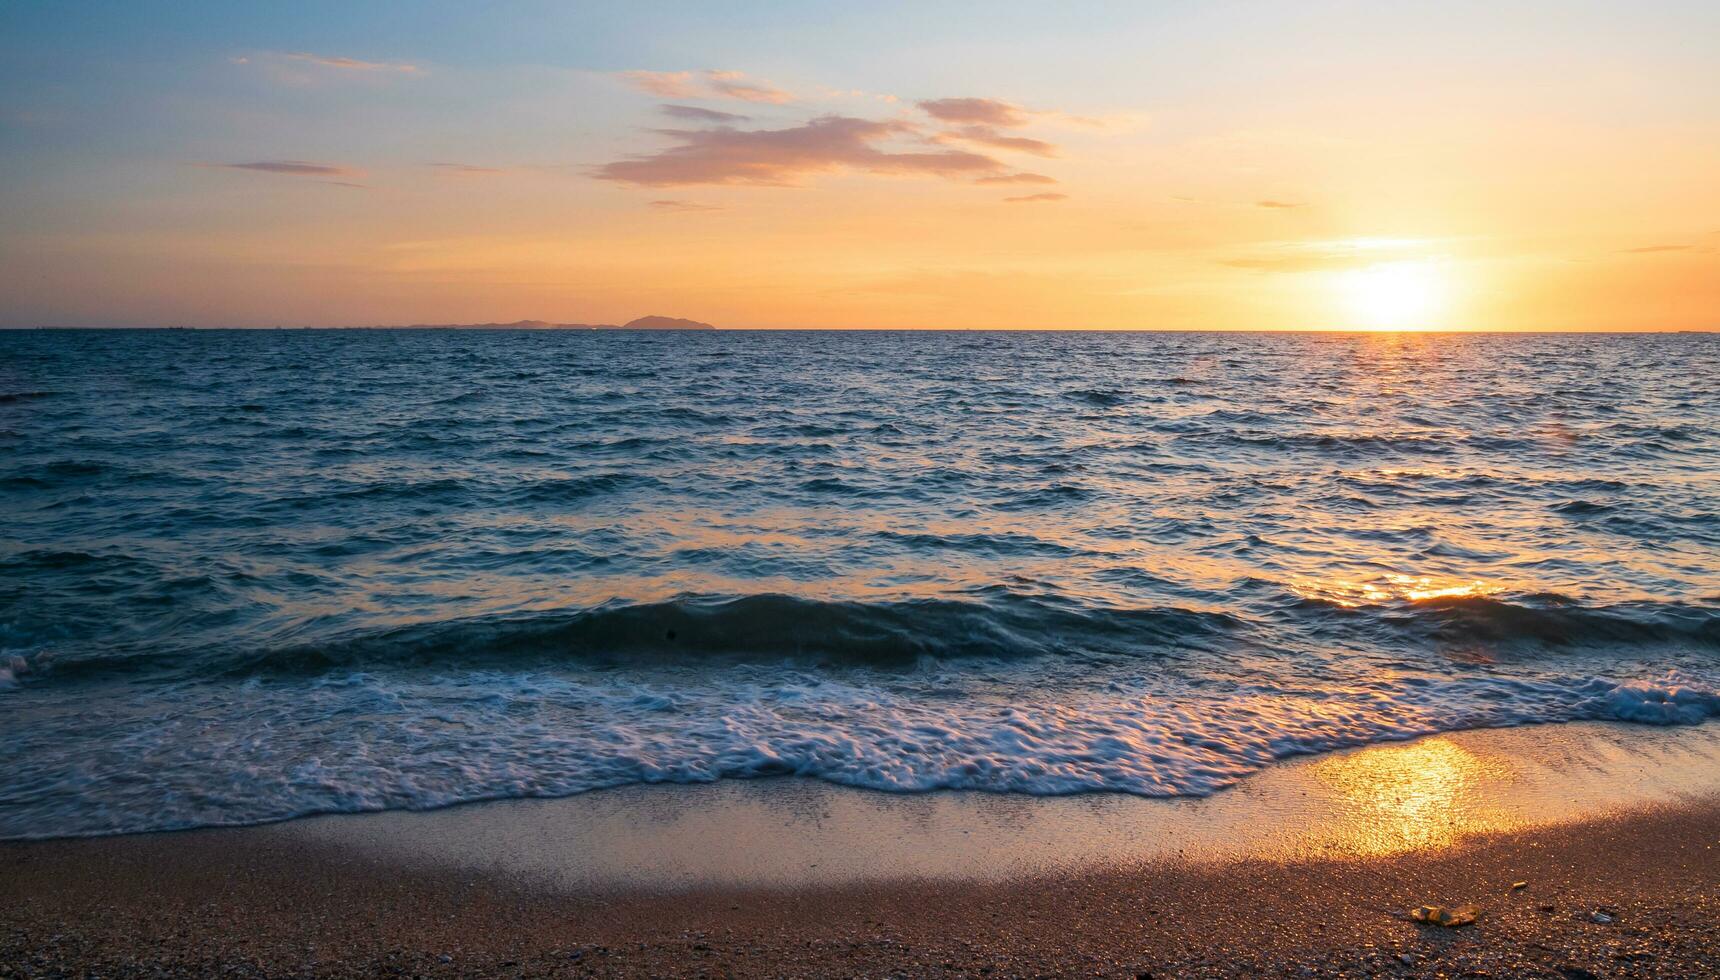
1221 239 1431 273
1620 244 1692 254
1044 110 1149 132
660 104 750 123
942 125 1057 157
205 161 361 177
618 69 792 103
595 115 1004 187
650 199 724 212
975 172 1057 185
282 51 420 74
918 97 1030 128
705 70 792 104
1256 200 1304 209
1004 192 1068 203
1221 255 1347 272
431 163 505 176
619 70 700 98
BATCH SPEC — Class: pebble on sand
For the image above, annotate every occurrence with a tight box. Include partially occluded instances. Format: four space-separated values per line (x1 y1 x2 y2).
1410 904 1478 927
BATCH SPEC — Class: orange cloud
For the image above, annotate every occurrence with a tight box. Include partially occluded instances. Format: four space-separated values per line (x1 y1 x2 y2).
706 70 792 104
650 199 724 212
1220 240 1432 273
1004 192 1067 203
943 125 1057 157
975 172 1057 185
918 97 1030 127
1256 199 1304 209
595 116 1004 186
618 69 792 103
619 70 700 98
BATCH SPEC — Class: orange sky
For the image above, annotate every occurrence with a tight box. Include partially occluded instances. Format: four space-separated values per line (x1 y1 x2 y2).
2 2 1716 329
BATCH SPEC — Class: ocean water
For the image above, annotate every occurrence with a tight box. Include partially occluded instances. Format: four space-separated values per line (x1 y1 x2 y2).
2 328 1717 839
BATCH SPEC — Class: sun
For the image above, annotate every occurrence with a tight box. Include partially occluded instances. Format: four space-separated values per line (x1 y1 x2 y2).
1338 260 1446 330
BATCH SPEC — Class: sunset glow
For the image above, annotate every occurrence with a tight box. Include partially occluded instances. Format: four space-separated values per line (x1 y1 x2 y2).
1339 261 1447 331
2 2 1716 330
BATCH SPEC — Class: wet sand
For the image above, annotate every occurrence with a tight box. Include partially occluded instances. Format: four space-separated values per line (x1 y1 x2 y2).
5 722 1720 977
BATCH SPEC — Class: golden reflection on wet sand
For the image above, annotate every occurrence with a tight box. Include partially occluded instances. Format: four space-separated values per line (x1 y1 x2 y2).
1306 737 1521 855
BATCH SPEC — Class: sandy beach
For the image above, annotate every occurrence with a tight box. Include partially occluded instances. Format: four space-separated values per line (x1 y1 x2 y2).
6 721 1719 977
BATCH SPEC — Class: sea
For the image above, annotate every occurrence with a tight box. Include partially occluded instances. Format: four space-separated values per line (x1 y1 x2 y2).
2 328 1717 839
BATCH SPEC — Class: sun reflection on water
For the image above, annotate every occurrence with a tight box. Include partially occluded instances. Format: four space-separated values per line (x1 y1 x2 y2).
1293 573 1499 607
1308 737 1519 855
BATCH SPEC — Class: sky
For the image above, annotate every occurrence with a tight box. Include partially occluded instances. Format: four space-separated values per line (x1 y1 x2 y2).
1 1 1717 330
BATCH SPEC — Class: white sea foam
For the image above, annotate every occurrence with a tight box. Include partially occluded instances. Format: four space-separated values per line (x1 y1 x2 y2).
0 654 26 690
2 662 1715 839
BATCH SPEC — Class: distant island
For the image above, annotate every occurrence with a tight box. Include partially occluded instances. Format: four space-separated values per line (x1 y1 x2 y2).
392 315 716 331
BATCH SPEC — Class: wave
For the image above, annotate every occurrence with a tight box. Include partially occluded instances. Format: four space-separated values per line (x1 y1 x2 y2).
0 390 58 405
1406 595 1720 648
3 664 1715 840
8 592 1244 683
17 591 1718 687
1067 387 1128 407
235 594 1243 676
1291 593 1720 650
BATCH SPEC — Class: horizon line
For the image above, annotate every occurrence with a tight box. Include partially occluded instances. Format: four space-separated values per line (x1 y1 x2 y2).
3 325 1715 334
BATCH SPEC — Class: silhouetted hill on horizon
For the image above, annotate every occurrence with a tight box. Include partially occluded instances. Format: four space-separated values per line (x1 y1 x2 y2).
393 315 716 331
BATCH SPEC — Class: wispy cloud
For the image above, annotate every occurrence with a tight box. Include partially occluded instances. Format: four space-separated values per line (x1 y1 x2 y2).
918 98 1030 128
596 115 1003 187
232 51 421 81
1619 244 1692 254
1004 192 1067 203
660 104 750 123
1222 238 1433 272
1256 199 1304 209
618 69 793 104
975 172 1057 185
619 70 700 98
282 51 420 73
941 125 1057 157
706 70 792 104
194 160 366 189
650 199 724 212
1222 255 1347 272
431 163 505 176
204 161 361 177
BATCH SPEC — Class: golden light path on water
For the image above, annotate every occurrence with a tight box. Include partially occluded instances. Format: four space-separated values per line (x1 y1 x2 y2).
1291 574 1501 608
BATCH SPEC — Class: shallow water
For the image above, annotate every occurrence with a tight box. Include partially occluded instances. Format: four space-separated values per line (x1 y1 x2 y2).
2 329 1717 838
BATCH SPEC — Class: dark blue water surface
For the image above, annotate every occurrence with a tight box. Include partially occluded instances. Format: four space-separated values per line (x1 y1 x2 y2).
2 329 1717 837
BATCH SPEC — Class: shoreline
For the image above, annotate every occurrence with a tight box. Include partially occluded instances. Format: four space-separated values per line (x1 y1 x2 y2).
269 718 1720 890
5 722 1720 976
